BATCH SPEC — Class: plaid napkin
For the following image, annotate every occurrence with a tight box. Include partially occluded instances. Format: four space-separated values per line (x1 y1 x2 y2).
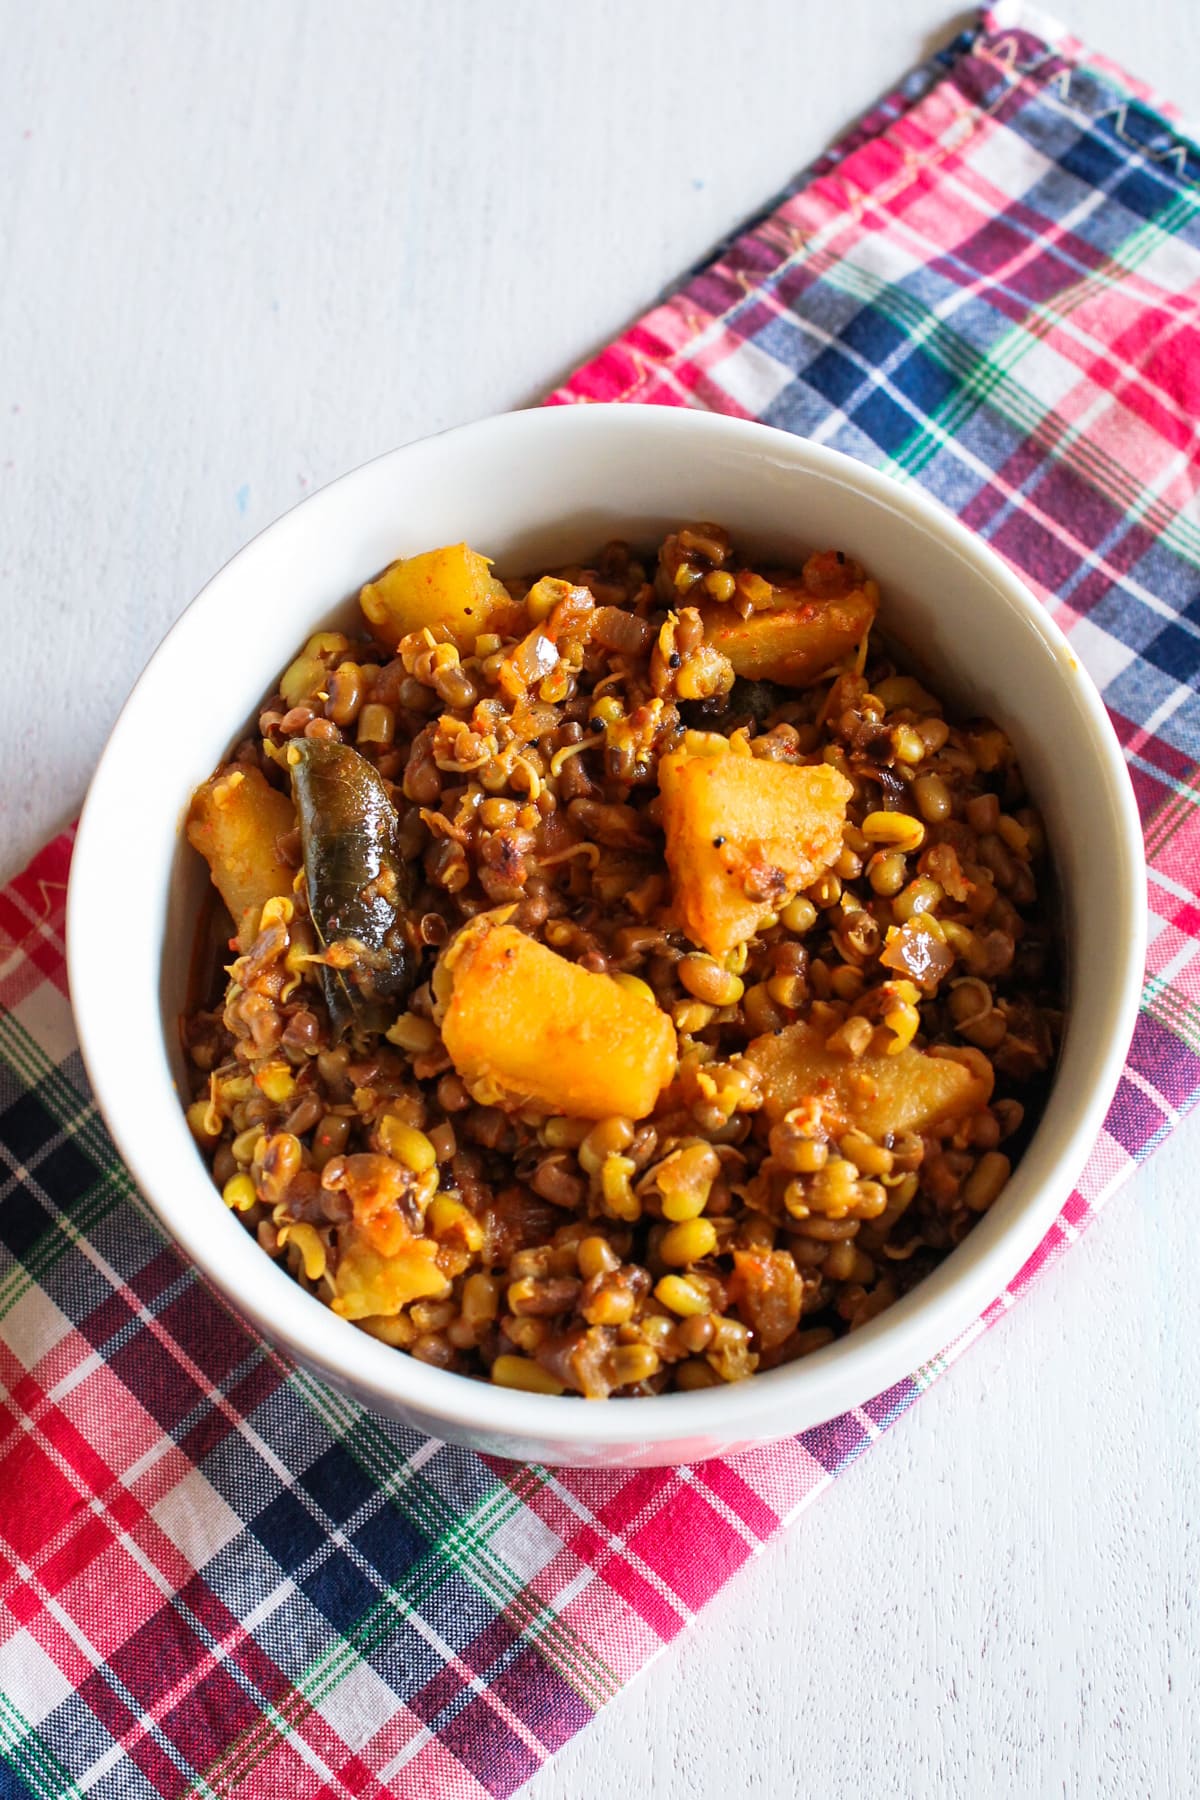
3 7 1199 1796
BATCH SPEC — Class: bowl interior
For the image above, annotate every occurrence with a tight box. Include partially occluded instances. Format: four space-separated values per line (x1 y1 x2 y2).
70 406 1144 1465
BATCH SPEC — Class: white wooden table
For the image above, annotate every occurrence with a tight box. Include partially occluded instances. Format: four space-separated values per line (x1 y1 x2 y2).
3 4 1197 1794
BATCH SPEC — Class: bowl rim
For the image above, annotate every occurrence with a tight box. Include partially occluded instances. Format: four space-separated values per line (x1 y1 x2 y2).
67 403 1146 1453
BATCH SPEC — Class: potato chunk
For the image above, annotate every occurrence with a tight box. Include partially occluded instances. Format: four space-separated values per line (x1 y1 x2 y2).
330 1226 451 1320
699 584 877 686
659 750 851 956
359 543 518 650
747 1021 993 1139
186 766 296 948
435 918 677 1120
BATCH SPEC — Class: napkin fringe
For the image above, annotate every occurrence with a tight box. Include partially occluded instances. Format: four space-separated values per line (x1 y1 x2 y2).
3 10 1199 1799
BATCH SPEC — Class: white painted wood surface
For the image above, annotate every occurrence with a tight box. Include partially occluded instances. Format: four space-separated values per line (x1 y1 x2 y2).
3 4 1197 1795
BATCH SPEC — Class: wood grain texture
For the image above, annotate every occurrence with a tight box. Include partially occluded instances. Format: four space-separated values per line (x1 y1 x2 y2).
2 3 1197 1795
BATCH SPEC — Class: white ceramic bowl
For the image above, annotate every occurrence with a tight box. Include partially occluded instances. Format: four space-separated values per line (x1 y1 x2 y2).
68 405 1144 1467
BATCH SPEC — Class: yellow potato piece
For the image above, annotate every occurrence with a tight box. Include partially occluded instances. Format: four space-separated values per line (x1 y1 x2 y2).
186 766 296 948
435 917 677 1120
700 584 877 686
359 542 519 650
747 1020 993 1139
659 750 851 957
331 1226 451 1320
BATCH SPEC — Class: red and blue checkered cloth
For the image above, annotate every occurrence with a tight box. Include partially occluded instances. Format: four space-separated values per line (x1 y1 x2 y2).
3 8 1198 1796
